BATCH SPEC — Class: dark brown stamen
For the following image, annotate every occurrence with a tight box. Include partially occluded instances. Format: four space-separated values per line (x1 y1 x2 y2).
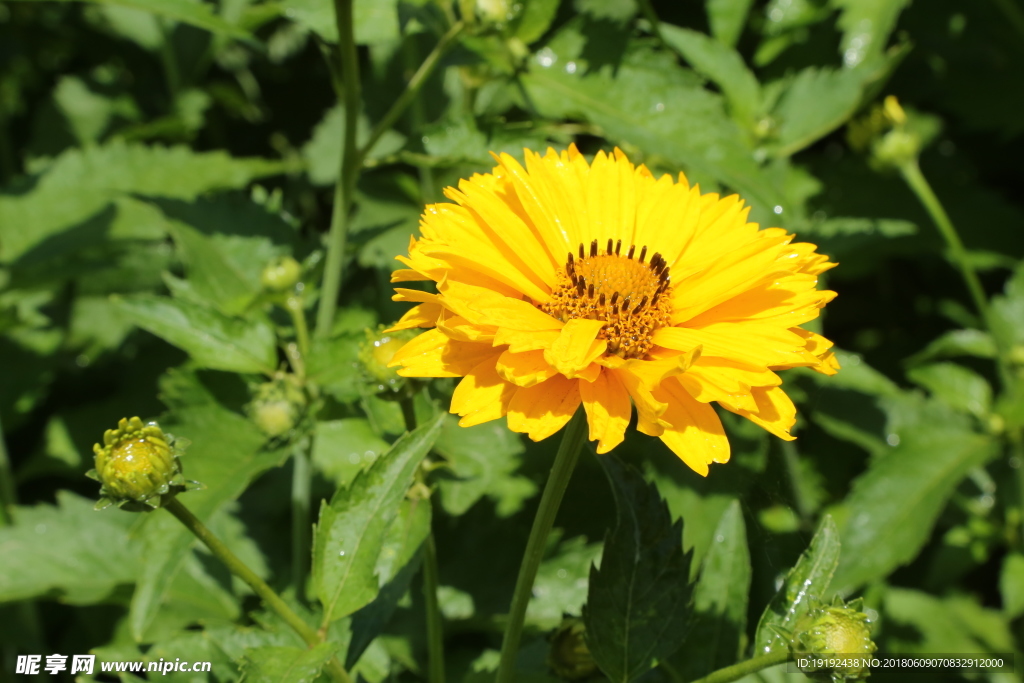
639 246 648 263
598 293 606 306
615 239 622 255
590 240 598 257
579 244 585 259
635 295 648 313
588 283 595 298
627 245 635 259
606 238 613 255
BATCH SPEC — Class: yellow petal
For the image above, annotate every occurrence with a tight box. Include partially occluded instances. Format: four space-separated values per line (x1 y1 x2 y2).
653 323 807 368
451 355 517 427
506 375 582 441
619 345 702 390
386 303 442 331
615 368 669 436
543 318 607 379
493 327 562 353
580 369 631 453
653 378 730 476
496 349 558 387
390 329 497 377
720 386 797 440
436 311 495 343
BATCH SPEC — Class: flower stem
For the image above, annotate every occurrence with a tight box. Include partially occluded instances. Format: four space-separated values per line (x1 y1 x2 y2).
357 21 464 167
495 408 588 683
315 0 362 339
399 397 446 683
423 533 446 683
687 651 792 683
286 295 312 359
0 412 15 526
291 448 312 600
164 498 354 683
898 158 1013 389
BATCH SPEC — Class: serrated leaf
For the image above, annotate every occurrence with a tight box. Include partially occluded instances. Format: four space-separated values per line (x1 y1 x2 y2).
278 0 399 45
302 104 406 185
907 362 992 418
527 536 603 630
660 24 761 129
830 0 911 68
242 642 340 683
754 515 839 656
306 333 364 403
884 589 1013 655
520 31 785 218
584 454 693 683
769 67 873 157
670 500 750 679
165 221 260 316
129 369 288 639
0 491 138 604
313 413 445 625
908 329 997 366
0 140 286 263
434 418 535 517
7 0 251 37
831 429 997 592
312 418 392 488
514 0 562 44
706 0 754 47
114 294 277 374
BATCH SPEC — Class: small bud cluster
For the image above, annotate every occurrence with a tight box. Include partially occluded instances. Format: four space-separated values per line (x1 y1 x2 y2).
88 417 200 511
787 597 878 682
359 325 417 398
547 619 597 681
247 373 307 438
847 96 922 170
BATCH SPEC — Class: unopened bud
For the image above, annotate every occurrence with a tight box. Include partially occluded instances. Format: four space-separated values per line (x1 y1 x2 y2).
792 599 877 681
88 417 199 511
547 619 597 681
359 326 417 396
247 374 306 438
261 256 302 293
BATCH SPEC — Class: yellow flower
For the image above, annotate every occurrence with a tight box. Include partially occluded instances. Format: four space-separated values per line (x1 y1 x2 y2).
388 147 838 475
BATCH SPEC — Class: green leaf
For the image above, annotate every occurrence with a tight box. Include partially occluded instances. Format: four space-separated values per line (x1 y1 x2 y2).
242 642 340 683
584 454 693 683
884 589 1014 655
753 515 840 656
434 418 536 517
313 412 445 624
114 294 277 374
278 0 399 45
520 33 785 217
0 141 286 263
670 500 750 679
659 24 761 129
908 329 997 365
514 0 562 44
6 0 251 38
831 428 997 592
302 104 406 185
527 536 603 630
830 0 911 68
906 362 992 418
706 0 754 47
1000 553 1024 619
129 369 288 639
768 65 882 157
0 491 138 604
312 418 392 488
573 0 636 23
165 221 261 316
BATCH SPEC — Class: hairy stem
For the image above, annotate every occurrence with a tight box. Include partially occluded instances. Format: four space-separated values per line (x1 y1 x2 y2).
495 409 588 683
165 498 353 683
688 651 792 683
315 0 362 338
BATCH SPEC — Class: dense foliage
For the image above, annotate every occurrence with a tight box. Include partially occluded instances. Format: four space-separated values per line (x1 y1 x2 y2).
1 0 1023 682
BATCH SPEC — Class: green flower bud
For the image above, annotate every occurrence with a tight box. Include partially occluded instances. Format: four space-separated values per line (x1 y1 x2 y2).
261 256 302 293
247 373 306 438
547 619 597 681
88 417 199 511
359 326 417 396
847 96 922 170
792 598 877 682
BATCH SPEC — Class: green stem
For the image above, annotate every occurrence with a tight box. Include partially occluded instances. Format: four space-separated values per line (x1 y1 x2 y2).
495 409 588 683
315 0 362 339
401 37 436 202
291 448 312 600
165 498 354 683
687 651 792 683
357 21 465 166
286 296 312 360
399 397 445 683
0 412 15 526
423 533 445 683
899 158 1013 390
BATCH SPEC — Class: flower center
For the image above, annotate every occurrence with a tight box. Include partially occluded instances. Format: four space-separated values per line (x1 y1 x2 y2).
542 239 673 359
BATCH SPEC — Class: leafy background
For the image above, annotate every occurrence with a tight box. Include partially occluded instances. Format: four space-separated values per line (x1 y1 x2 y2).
1 0 1024 681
